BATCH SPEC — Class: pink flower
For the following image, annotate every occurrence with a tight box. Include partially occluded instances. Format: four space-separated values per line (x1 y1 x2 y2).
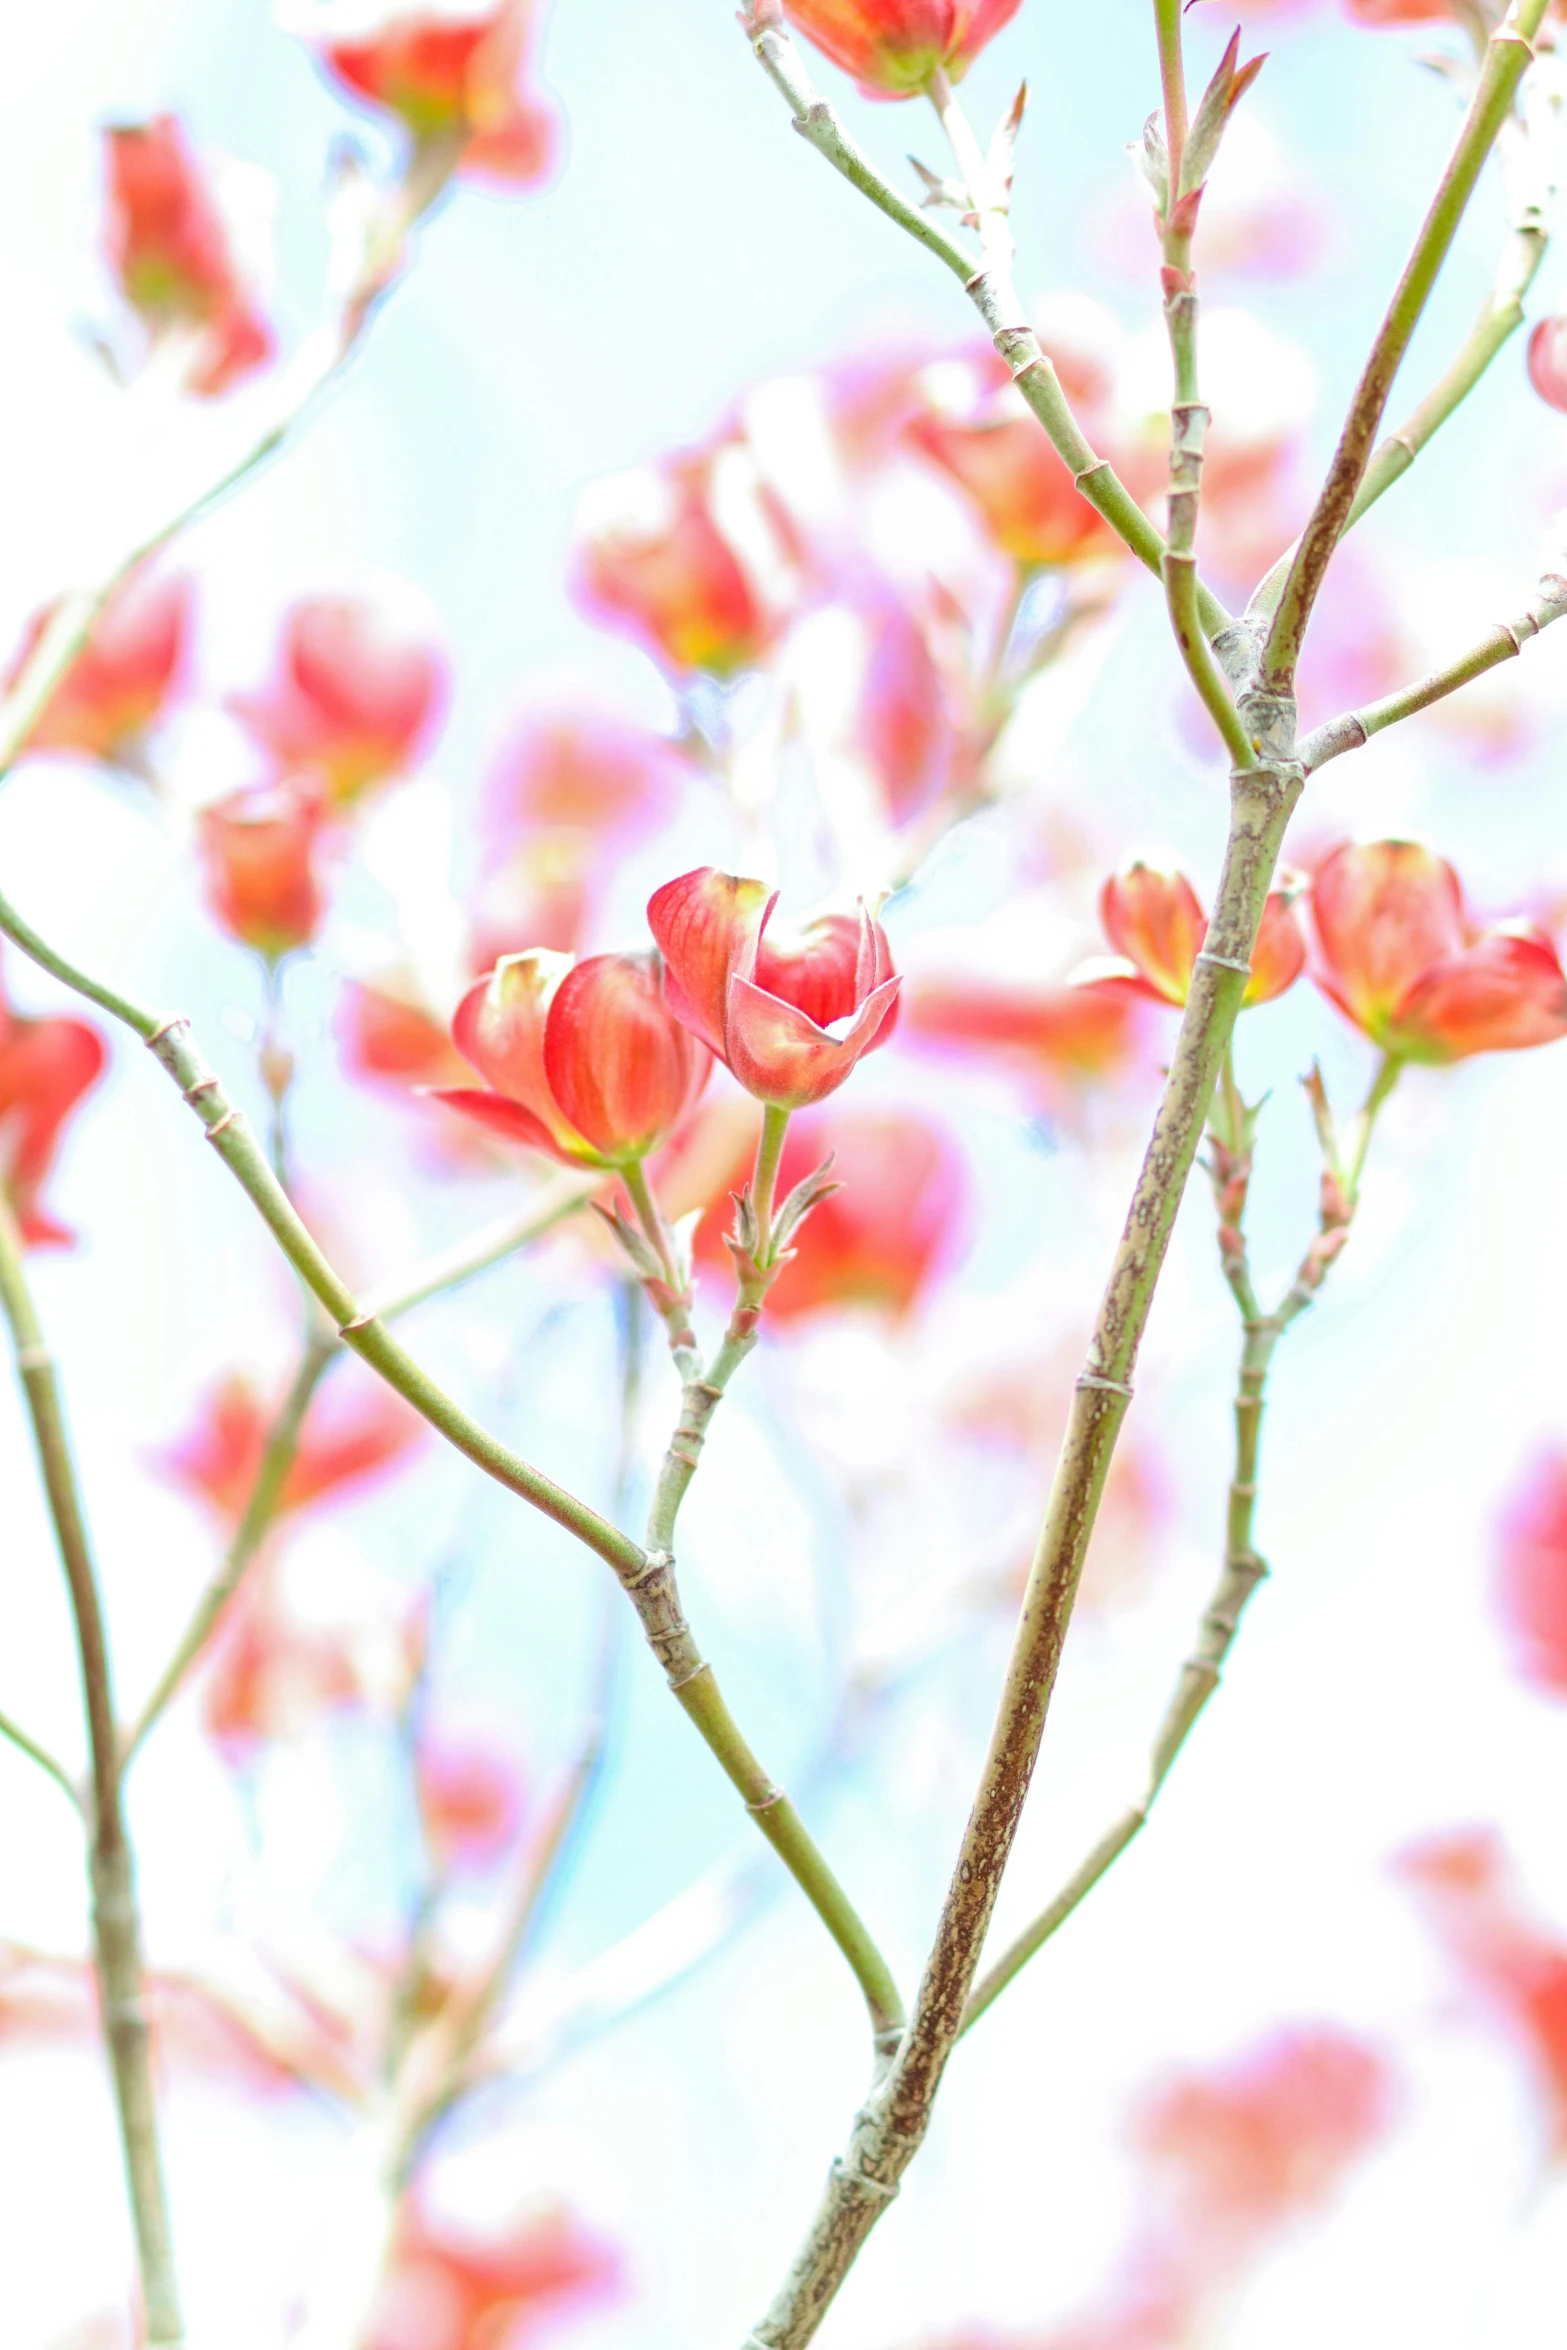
1309 840 1567 1062
5 572 191 766
572 443 795 678
434 950 709 1167
780 0 1023 99
160 1371 421 1525
648 867 899 1110
0 968 106 1249
366 2196 620 2350
416 1737 525 1870
103 116 274 396
1075 861 1307 1009
311 3 558 190
231 596 449 805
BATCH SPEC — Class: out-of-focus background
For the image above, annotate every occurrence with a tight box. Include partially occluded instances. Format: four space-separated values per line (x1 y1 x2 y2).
5 2 1567 2345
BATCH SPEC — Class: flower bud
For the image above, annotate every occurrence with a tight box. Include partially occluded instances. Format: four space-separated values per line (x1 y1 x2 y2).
1528 316 1567 416
906 355 1128 570
434 949 709 1167
197 780 327 962
1308 840 1567 1063
782 0 1022 99
649 868 900 1111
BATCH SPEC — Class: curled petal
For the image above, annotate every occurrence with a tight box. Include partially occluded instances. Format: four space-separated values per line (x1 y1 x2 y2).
1309 840 1465 1042
543 951 709 1162
725 973 901 1108
1386 927 1567 1064
450 953 585 1156
1067 953 1170 1006
647 868 773 1054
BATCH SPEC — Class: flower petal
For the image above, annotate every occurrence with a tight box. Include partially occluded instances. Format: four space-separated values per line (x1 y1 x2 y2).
724 973 901 1108
451 952 585 1155
1309 840 1465 1043
426 1086 590 1164
1100 864 1206 1007
543 951 710 1162
647 868 773 1055
1385 926 1567 1063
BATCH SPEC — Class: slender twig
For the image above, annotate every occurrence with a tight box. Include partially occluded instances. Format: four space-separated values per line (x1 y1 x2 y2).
959 1048 1396 2030
1152 6 1254 770
1299 568 1567 772
0 1704 81 1812
1260 0 1550 690
742 2 1230 637
0 1195 184 2345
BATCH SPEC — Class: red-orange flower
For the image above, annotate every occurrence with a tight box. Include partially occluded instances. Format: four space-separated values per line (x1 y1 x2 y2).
416 1735 525 1870
103 116 274 396
197 780 327 961
160 1371 421 1525
906 354 1128 570
649 868 900 1111
1495 1449 1567 1699
312 2 557 189
573 445 794 677
0 973 106 1249
907 973 1145 1094
339 978 471 1095
231 596 448 805
695 1104 965 1319
366 2198 619 2350
1074 861 1306 1010
781 0 1022 99
435 950 709 1167
1399 1828 1567 2150
6 571 190 766
1134 2024 1395 2256
1309 840 1567 1062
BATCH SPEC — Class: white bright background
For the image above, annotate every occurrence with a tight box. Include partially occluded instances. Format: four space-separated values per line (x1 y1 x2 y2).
4 2 1567 2347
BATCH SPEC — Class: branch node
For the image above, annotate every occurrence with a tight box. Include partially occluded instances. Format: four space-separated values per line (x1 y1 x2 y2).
828 2157 899 2203
14 1344 51 1373
667 1658 713 1695
747 1785 787 1814
203 1108 242 1143
144 1014 190 1049
1077 1373 1133 1398
1194 949 1253 977
625 1546 675 1590
337 1312 374 1336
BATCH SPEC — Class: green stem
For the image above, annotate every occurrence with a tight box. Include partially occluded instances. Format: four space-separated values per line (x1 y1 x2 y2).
1153 0 1188 185
121 1336 335 1766
0 1705 80 1811
752 1103 791 1263
745 8 1231 639
1298 570 1567 772
1261 0 1550 690
0 1196 184 2346
962 1049 1394 2033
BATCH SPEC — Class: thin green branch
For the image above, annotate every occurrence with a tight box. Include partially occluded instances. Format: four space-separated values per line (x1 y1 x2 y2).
1299 568 1567 772
958 1048 1396 2034
0 1704 81 1812
1261 0 1551 689
743 1 1231 637
0 1195 183 2345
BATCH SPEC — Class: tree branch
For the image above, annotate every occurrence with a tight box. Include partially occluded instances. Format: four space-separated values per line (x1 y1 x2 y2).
0 1194 183 2346
1260 0 1551 690
1299 567 1567 772
742 2 1230 637
743 699 1304 2347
